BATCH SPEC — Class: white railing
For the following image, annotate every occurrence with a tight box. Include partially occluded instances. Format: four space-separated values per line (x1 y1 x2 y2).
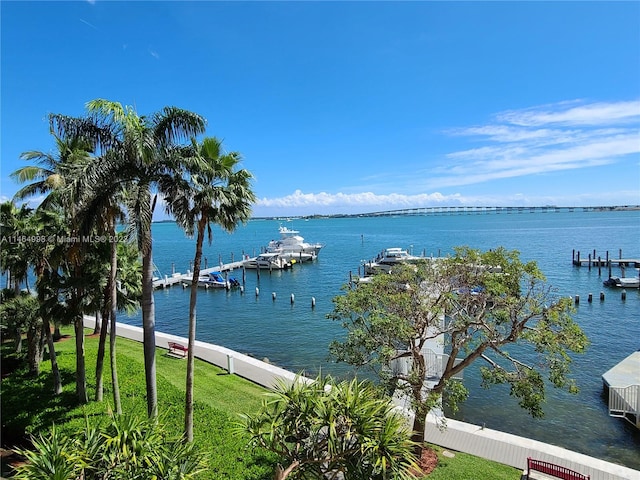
608 384 639 426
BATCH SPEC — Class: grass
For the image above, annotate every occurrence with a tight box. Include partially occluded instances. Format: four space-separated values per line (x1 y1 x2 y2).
1 328 521 478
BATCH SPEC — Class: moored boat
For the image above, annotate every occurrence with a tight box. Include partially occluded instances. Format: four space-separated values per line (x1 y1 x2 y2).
266 226 324 259
243 252 294 270
183 271 238 288
364 247 423 275
603 276 640 288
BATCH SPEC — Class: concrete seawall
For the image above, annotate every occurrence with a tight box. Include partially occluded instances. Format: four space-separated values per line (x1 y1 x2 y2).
83 316 640 480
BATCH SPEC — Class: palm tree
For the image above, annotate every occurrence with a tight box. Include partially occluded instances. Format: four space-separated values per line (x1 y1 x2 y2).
164 137 255 442
12 135 96 403
52 100 206 417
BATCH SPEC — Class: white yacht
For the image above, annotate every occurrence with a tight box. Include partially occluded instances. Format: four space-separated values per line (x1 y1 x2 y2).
266 226 324 260
364 247 423 275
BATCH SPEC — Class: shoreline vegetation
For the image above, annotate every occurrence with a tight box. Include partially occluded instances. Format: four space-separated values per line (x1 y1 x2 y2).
1 327 520 479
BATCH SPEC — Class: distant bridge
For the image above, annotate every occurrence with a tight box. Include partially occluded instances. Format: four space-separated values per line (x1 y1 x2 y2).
333 205 640 218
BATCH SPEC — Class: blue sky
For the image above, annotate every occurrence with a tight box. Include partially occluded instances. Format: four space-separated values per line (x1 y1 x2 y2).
2 1 639 218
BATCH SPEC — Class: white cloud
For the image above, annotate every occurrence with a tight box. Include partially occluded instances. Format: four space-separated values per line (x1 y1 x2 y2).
496 100 640 127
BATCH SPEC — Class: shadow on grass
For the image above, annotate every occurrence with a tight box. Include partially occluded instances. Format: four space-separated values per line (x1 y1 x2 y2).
1 361 78 448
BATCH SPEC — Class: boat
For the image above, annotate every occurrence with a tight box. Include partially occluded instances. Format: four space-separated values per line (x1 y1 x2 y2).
243 252 294 270
265 226 324 260
183 271 239 289
364 247 423 275
603 276 640 288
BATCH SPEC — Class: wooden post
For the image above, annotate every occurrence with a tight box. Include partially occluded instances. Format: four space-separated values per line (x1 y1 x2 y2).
600 291 605 301
577 251 581 266
588 293 593 303
598 257 602 276
588 253 591 271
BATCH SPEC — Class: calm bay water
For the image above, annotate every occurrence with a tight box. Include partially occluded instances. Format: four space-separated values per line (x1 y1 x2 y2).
123 211 640 469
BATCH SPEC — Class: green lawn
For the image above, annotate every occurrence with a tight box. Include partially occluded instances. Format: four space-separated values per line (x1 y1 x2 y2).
1 329 521 479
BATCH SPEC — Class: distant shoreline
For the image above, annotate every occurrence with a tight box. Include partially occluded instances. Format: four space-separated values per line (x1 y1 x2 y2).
151 204 640 223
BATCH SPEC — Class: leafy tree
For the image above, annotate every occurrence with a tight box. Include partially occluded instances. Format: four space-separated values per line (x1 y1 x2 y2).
239 375 418 480
164 137 255 442
328 247 588 451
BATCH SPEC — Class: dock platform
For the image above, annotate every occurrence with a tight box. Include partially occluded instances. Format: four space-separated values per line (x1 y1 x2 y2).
602 351 640 429
153 261 245 289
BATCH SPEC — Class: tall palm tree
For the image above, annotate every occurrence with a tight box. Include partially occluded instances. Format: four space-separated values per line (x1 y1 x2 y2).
52 100 206 417
164 137 255 442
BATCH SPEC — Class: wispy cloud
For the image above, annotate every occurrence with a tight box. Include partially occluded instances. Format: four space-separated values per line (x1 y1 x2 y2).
429 99 640 189
79 18 97 29
497 100 640 127
149 49 160 59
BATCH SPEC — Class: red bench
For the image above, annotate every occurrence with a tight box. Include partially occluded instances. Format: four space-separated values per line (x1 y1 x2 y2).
168 342 188 358
526 458 590 480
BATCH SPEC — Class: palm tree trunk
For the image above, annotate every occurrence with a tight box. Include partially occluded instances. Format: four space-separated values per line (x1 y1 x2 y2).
26 322 43 375
142 244 158 418
185 218 205 442
74 313 87 403
74 266 88 404
95 284 110 401
94 310 102 335
44 318 62 395
109 231 122 414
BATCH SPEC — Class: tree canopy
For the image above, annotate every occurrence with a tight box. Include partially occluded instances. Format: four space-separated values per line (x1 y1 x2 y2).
328 246 589 447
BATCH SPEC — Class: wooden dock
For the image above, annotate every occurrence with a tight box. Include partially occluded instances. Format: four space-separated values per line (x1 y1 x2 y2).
572 250 640 268
153 261 245 289
602 351 640 429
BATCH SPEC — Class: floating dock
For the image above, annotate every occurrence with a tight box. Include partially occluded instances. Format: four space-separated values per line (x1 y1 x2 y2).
602 351 640 429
